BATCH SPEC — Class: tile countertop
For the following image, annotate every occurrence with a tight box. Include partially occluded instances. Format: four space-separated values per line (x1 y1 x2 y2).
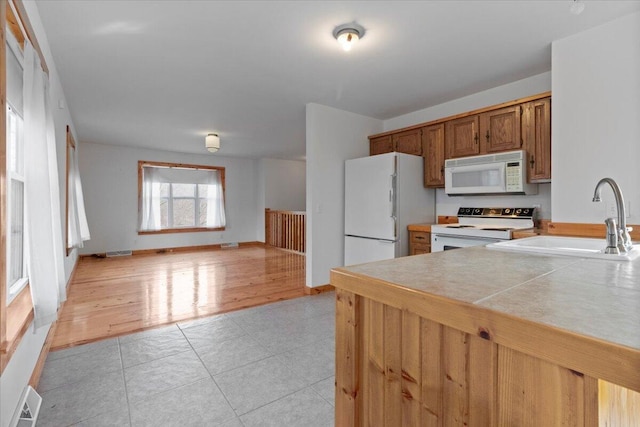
335 246 640 352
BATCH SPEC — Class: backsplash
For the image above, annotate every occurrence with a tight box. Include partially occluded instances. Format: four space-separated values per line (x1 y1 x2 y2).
435 183 551 219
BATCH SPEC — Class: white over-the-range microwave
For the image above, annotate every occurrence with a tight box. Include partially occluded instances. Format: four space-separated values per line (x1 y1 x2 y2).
444 150 538 196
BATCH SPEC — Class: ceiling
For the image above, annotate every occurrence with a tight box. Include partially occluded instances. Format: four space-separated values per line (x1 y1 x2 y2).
35 1 640 160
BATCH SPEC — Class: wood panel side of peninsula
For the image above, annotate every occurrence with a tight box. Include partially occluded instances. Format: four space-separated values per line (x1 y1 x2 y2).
332 269 639 427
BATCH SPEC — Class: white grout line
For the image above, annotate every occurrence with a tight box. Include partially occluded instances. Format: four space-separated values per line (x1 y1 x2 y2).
472 259 583 305
117 338 134 427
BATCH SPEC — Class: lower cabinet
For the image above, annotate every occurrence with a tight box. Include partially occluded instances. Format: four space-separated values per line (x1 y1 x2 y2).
409 230 430 254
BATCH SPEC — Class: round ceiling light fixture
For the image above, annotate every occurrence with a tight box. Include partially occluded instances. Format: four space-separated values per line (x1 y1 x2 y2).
333 23 365 52
569 0 585 15
205 133 220 153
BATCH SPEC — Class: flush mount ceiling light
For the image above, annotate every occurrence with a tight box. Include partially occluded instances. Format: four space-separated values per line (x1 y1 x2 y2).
569 0 585 15
333 23 365 52
205 133 220 153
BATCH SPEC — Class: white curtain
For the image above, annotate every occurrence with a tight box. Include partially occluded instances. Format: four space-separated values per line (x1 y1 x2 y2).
67 141 91 248
23 41 66 328
45 74 67 305
206 170 226 228
139 166 162 230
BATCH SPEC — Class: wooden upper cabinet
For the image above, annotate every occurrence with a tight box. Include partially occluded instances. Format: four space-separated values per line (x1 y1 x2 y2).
393 128 423 156
446 115 479 158
523 97 551 182
422 124 445 188
370 135 393 156
368 93 551 182
369 129 423 156
479 105 522 153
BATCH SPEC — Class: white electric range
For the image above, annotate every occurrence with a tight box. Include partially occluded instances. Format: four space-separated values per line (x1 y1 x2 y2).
431 207 535 252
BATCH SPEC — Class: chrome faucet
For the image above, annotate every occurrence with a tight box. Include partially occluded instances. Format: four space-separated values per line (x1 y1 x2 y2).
592 178 633 253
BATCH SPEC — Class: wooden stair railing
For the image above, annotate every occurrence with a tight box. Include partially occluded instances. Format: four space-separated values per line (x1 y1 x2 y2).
265 209 305 254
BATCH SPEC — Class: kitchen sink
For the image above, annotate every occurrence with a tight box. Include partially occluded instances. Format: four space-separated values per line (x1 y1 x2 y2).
486 236 640 261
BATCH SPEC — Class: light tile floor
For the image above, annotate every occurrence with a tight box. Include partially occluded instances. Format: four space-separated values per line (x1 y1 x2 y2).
37 292 336 427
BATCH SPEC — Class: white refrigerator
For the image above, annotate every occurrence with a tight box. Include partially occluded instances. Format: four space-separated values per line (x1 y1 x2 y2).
344 152 435 265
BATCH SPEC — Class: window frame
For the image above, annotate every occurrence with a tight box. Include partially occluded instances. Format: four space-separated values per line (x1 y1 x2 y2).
137 160 226 235
65 125 75 255
6 102 28 303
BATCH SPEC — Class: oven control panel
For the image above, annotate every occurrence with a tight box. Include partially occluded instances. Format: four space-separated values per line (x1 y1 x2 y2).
457 207 535 218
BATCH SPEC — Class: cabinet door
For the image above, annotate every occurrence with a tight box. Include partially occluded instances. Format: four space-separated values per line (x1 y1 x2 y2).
422 124 445 188
410 244 431 255
393 129 422 156
523 98 551 182
370 135 393 156
409 231 431 254
446 115 480 158
480 105 522 153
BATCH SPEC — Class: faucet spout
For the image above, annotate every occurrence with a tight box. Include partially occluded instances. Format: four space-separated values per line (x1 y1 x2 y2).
592 178 632 253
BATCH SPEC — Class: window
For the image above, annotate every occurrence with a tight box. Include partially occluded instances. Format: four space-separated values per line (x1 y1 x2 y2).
5 24 28 303
6 103 27 302
138 161 226 233
65 126 90 254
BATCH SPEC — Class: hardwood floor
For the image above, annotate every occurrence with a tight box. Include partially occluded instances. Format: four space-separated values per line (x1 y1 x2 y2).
52 245 306 350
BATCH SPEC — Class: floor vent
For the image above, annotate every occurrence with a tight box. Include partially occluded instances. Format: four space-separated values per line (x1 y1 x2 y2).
12 386 41 427
221 242 239 249
106 250 133 257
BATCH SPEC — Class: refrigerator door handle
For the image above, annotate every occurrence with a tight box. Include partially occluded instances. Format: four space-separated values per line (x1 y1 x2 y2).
390 174 397 219
391 173 398 239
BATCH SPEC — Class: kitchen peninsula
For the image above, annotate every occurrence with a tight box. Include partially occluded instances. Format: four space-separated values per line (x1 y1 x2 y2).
331 247 640 426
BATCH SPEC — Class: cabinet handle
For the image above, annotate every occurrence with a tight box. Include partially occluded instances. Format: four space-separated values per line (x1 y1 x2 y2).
486 130 490 142
530 157 535 168
474 133 479 144
415 236 425 240
440 166 444 177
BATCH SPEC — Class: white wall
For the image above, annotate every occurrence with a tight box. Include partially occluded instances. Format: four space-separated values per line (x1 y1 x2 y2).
263 159 306 211
384 72 551 131
305 103 383 287
0 3 80 427
435 184 552 220
255 158 306 242
78 142 259 254
0 326 50 427
552 12 640 224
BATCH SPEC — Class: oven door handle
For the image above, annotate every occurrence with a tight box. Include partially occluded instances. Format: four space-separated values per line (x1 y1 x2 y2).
433 234 503 242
